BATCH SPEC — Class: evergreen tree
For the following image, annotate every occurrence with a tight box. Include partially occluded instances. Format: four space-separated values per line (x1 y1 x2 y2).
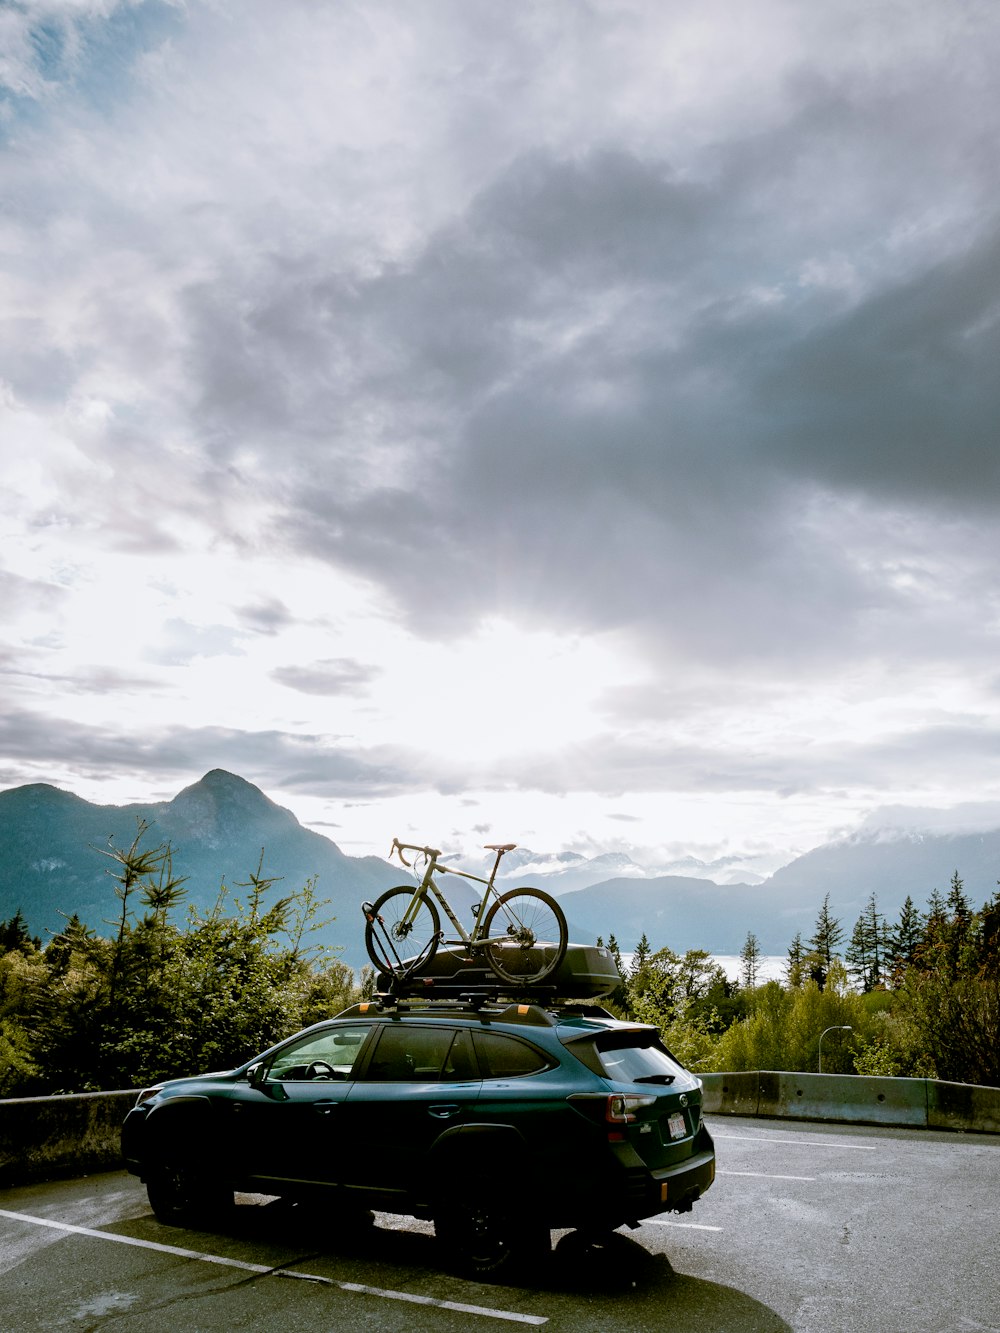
947 869 972 927
602 932 629 1013
976 889 1000 976
845 916 871 992
630 933 651 977
918 886 948 967
739 931 762 989
785 932 806 988
944 871 975 973
846 893 886 993
0 910 37 956
808 895 844 990
886 895 924 981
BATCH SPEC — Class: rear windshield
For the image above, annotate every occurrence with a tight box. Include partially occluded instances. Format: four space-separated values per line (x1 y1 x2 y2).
568 1028 688 1083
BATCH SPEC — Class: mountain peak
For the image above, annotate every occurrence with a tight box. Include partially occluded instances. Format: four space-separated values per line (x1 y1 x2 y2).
0 782 88 811
168 770 298 843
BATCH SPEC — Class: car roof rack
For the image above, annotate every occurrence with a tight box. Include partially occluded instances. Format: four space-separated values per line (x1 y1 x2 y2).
337 993 616 1025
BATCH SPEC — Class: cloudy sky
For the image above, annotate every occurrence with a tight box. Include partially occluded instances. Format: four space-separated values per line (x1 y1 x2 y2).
3 0 1000 878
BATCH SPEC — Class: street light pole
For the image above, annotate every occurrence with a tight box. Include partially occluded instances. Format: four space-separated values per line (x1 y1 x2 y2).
819 1025 852 1073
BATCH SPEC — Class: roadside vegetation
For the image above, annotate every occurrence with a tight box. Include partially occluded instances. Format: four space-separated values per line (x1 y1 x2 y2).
1 824 998 1094
0 823 364 1096
599 873 1000 1086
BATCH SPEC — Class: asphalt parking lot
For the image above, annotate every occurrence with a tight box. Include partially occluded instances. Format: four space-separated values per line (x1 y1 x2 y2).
1 1115 998 1332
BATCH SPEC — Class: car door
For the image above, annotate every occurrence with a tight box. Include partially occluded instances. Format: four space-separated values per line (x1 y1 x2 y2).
226 1022 374 1188
338 1021 481 1202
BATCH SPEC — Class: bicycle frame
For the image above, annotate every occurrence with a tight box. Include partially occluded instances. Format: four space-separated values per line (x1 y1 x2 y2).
391 840 513 949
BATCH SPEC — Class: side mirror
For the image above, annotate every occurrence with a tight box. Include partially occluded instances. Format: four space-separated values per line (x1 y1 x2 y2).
246 1062 266 1089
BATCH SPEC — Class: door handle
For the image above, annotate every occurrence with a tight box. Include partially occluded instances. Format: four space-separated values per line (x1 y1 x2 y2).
314 1101 337 1115
428 1104 460 1119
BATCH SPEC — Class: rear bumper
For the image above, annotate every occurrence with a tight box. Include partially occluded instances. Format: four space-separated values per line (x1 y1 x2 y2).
626 1146 716 1217
548 1132 716 1231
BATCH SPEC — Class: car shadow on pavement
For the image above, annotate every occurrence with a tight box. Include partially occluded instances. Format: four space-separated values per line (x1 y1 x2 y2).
544 1231 793 1329
140 1197 791 1331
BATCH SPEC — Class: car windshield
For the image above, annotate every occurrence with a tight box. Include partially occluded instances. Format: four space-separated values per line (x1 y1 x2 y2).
592 1033 686 1085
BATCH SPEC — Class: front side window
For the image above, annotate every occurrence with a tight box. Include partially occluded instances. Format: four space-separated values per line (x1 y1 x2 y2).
266 1024 372 1082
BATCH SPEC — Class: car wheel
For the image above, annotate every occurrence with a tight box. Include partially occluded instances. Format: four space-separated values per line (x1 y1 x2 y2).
434 1193 548 1279
145 1157 232 1228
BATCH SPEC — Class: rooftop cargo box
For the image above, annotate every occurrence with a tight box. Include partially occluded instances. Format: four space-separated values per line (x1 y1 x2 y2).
376 941 621 1001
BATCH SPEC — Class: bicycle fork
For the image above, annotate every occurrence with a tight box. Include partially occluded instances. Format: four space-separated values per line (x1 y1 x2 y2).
361 900 441 976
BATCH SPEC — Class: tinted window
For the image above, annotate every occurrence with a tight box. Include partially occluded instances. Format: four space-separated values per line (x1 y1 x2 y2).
592 1034 686 1084
472 1031 550 1078
267 1024 371 1082
362 1025 476 1082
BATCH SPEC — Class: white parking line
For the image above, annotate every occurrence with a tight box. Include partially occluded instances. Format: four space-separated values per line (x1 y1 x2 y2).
641 1219 723 1232
0 1209 548 1326
713 1133 877 1151
717 1170 816 1181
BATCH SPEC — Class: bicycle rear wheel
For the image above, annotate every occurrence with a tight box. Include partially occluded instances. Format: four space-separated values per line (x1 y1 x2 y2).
482 888 567 986
364 886 441 977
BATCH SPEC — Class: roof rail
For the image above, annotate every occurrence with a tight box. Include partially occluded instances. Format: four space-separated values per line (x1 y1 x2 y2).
337 995 616 1023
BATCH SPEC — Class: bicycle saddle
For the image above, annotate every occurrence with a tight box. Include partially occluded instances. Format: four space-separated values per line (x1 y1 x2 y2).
484 843 517 851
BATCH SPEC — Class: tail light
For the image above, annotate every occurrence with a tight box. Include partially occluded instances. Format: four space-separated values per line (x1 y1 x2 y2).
605 1093 656 1123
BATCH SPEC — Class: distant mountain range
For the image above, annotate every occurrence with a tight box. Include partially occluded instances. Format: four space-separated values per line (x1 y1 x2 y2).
2 769 999 971
0 771 401 971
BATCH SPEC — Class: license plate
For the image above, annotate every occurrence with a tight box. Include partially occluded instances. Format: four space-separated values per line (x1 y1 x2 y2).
667 1111 686 1140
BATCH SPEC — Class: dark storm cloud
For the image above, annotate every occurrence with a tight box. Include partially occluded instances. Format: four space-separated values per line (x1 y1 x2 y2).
0 706 418 798
10 8 994 671
750 225 1000 508
231 125 1000 661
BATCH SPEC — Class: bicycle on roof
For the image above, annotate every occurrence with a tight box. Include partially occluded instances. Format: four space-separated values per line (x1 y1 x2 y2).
362 839 568 986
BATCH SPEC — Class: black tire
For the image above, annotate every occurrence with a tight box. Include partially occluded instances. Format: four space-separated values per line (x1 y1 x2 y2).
145 1157 233 1228
434 1192 549 1279
364 885 441 976
482 887 568 985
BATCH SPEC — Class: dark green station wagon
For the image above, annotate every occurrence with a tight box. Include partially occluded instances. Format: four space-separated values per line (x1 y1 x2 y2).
121 997 715 1276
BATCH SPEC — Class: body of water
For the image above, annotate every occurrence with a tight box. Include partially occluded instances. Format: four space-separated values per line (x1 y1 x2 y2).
619 952 787 983
712 954 786 983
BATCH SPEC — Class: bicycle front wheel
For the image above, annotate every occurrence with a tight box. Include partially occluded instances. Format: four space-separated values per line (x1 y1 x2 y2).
482 888 568 986
364 886 441 977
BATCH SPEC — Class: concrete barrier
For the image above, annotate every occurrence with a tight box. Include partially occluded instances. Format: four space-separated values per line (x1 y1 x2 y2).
759 1072 927 1128
927 1079 1000 1134
0 1090 138 1188
702 1071 1000 1133
700 1071 759 1116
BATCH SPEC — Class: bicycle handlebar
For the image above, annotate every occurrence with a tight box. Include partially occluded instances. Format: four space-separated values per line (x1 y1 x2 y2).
389 837 442 868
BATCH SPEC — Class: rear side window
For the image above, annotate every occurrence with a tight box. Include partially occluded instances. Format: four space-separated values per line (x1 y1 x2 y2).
472 1031 551 1078
361 1025 476 1082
